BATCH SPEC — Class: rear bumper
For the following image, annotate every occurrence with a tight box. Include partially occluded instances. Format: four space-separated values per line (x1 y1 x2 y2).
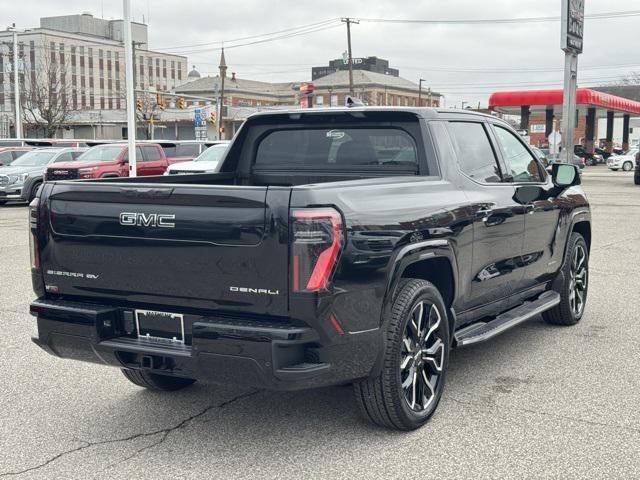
30 298 379 390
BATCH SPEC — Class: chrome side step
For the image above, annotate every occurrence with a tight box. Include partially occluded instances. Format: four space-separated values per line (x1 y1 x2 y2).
454 291 560 347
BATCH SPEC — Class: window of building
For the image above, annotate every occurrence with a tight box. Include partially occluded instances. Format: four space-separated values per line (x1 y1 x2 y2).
330 94 338 107
171 60 175 80
316 96 324 105
493 125 543 183
177 62 182 80
162 59 167 78
448 122 502 183
156 58 160 78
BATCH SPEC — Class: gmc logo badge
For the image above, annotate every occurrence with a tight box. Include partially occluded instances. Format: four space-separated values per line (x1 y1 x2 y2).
119 212 176 228
53 170 68 175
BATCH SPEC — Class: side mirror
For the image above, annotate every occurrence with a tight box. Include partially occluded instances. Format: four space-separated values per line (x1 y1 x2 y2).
552 163 580 187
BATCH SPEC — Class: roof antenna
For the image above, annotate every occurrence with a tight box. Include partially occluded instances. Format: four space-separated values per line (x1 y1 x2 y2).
345 96 364 108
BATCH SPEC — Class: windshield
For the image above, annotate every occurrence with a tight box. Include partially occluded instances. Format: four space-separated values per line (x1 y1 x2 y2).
78 145 123 161
194 144 227 162
9 151 57 167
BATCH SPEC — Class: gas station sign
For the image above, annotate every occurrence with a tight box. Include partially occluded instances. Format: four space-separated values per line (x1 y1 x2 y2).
561 0 584 54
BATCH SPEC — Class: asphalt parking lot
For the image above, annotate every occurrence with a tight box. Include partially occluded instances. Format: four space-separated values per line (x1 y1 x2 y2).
0 166 639 479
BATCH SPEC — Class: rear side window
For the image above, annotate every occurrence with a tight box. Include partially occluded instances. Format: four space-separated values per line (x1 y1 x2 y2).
255 128 418 168
448 122 502 183
143 147 162 161
493 126 543 183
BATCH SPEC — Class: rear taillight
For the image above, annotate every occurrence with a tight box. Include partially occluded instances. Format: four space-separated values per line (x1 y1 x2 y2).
29 198 39 269
291 208 343 292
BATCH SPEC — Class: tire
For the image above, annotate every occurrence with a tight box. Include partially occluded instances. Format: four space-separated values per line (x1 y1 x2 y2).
121 369 196 391
610 168 618 171
635 175 640 185
354 279 450 430
623 162 633 172
28 182 42 203
543 232 589 326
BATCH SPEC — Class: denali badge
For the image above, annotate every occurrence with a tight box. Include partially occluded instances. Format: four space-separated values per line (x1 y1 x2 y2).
119 212 176 228
47 269 99 279
229 286 279 295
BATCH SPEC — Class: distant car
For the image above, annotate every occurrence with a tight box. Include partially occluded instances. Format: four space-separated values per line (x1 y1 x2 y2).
164 141 230 175
547 152 585 169
574 145 603 166
530 146 549 166
607 148 638 172
0 147 33 166
0 147 87 204
140 140 209 166
46 143 167 180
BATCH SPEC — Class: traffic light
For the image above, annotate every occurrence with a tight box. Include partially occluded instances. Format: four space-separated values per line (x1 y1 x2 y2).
135 98 143 110
218 126 225 135
177 97 187 109
209 112 217 124
156 93 166 110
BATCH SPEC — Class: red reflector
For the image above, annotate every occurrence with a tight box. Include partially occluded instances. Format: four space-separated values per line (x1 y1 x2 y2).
329 313 344 335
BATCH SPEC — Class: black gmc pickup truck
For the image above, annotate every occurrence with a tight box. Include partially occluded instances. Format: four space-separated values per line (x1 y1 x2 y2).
29 107 591 430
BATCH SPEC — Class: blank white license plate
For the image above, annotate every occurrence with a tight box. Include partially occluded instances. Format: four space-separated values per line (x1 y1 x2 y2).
135 309 185 344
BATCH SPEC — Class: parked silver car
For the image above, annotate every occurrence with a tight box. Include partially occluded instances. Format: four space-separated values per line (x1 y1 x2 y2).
0 147 86 204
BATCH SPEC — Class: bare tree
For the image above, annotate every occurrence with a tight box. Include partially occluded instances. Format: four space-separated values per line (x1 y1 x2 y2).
21 44 73 138
135 90 163 139
612 72 640 86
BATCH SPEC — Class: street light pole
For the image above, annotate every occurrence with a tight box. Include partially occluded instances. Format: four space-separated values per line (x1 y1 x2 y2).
122 0 137 176
418 78 424 107
217 48 227 140
341 18 359 96
10 26 21 139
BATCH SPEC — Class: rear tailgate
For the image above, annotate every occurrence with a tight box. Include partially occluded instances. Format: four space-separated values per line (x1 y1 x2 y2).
39 181 291 316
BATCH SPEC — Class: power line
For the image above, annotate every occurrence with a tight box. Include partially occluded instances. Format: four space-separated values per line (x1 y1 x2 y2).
355 9 640 25
156 18 340 51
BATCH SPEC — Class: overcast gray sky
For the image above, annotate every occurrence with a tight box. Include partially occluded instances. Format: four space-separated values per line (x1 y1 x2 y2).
2 0 639 107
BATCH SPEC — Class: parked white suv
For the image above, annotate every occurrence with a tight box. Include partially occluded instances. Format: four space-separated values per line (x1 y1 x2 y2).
607 148 638 171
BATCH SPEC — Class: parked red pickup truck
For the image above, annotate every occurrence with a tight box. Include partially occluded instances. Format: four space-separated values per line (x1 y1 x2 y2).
45 143 167 181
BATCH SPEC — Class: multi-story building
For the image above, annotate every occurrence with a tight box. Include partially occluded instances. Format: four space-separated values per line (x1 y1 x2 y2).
312 56 399 81
0 13 187 138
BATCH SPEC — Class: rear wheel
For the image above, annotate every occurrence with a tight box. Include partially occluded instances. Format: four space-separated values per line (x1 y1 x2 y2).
623 161 633 172
121 369 196 391
543 233 588 326
354 279 449 430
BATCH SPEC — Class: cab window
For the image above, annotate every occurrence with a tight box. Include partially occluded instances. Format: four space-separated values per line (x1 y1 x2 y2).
493 126 543 183
448 122 502 183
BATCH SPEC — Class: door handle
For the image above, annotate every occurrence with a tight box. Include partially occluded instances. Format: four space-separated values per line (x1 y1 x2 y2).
475 209 493 220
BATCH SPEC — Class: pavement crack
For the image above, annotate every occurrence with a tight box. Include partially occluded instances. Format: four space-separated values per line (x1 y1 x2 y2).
0 389 261 478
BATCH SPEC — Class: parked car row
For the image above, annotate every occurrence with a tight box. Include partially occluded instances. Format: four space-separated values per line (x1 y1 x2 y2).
0 139 231 205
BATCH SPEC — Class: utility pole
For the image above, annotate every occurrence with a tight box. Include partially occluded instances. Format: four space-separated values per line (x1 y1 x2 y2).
461 101 468 110
9 25 21 138
427 87 432 107
217 48 227 140
341 18 359 96
123 0 137 176
418 78 425 106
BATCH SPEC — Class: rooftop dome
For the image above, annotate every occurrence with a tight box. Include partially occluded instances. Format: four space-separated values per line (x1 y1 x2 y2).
188 65 201 79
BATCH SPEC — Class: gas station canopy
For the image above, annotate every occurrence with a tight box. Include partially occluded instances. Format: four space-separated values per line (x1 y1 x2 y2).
489 87 640 118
